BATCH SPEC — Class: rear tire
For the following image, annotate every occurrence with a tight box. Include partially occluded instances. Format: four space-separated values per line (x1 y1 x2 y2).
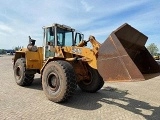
78 66 104 93
42 60 77 103
14 58 34 86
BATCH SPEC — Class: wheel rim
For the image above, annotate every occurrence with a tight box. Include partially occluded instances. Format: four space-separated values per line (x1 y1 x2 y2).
15 66 21 79
82 71 93 85
47 72 60 92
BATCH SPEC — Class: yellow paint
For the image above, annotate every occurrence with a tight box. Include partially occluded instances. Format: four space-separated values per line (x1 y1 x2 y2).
14 35 100 72
14 47 43 70
63 46 97 69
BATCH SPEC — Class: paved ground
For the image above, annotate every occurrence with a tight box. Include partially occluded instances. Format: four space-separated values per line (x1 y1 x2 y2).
0 55 160 120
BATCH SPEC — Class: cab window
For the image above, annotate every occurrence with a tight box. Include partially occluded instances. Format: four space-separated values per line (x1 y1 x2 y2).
57 27 73 46
46 27 54 46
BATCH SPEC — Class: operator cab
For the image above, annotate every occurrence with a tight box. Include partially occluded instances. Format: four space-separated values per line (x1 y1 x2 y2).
43 23 83 59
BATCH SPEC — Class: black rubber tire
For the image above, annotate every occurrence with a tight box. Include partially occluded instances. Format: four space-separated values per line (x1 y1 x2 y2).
78 66 104 93
42 60 77 103
14 58 34 86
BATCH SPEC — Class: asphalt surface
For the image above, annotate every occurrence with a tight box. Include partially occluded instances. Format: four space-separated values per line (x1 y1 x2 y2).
0 55 160 120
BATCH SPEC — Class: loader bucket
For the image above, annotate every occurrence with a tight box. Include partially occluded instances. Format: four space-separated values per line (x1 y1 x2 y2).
97 23 160 82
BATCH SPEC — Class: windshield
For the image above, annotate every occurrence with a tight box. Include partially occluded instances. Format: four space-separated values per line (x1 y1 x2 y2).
57 27 73 46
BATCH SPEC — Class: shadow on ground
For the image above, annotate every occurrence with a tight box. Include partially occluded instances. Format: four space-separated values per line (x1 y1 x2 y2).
27 78 160 119
65 87 160 120
27 78 42 90
100 87 160 120
143 73 160 80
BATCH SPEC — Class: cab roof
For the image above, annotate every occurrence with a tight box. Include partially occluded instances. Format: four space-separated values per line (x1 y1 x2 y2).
42 23 75 31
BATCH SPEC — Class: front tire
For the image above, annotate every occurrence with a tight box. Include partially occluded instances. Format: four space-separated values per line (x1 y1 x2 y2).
78 66 104 93
42 60 77 103
14 58 34 86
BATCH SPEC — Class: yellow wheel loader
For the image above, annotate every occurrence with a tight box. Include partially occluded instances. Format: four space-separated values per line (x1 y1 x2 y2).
13 23 160 102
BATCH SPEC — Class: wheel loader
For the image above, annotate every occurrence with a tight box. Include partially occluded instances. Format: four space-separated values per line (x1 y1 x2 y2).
13 23 160 102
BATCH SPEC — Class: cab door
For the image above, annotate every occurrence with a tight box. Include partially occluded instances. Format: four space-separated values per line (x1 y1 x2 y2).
43 27 55 59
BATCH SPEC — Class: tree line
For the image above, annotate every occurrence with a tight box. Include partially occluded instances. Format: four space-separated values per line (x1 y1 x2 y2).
0 46 23 54
146 43 159 56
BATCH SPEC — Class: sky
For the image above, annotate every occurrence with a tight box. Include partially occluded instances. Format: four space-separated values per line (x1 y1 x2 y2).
0 0 160 51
